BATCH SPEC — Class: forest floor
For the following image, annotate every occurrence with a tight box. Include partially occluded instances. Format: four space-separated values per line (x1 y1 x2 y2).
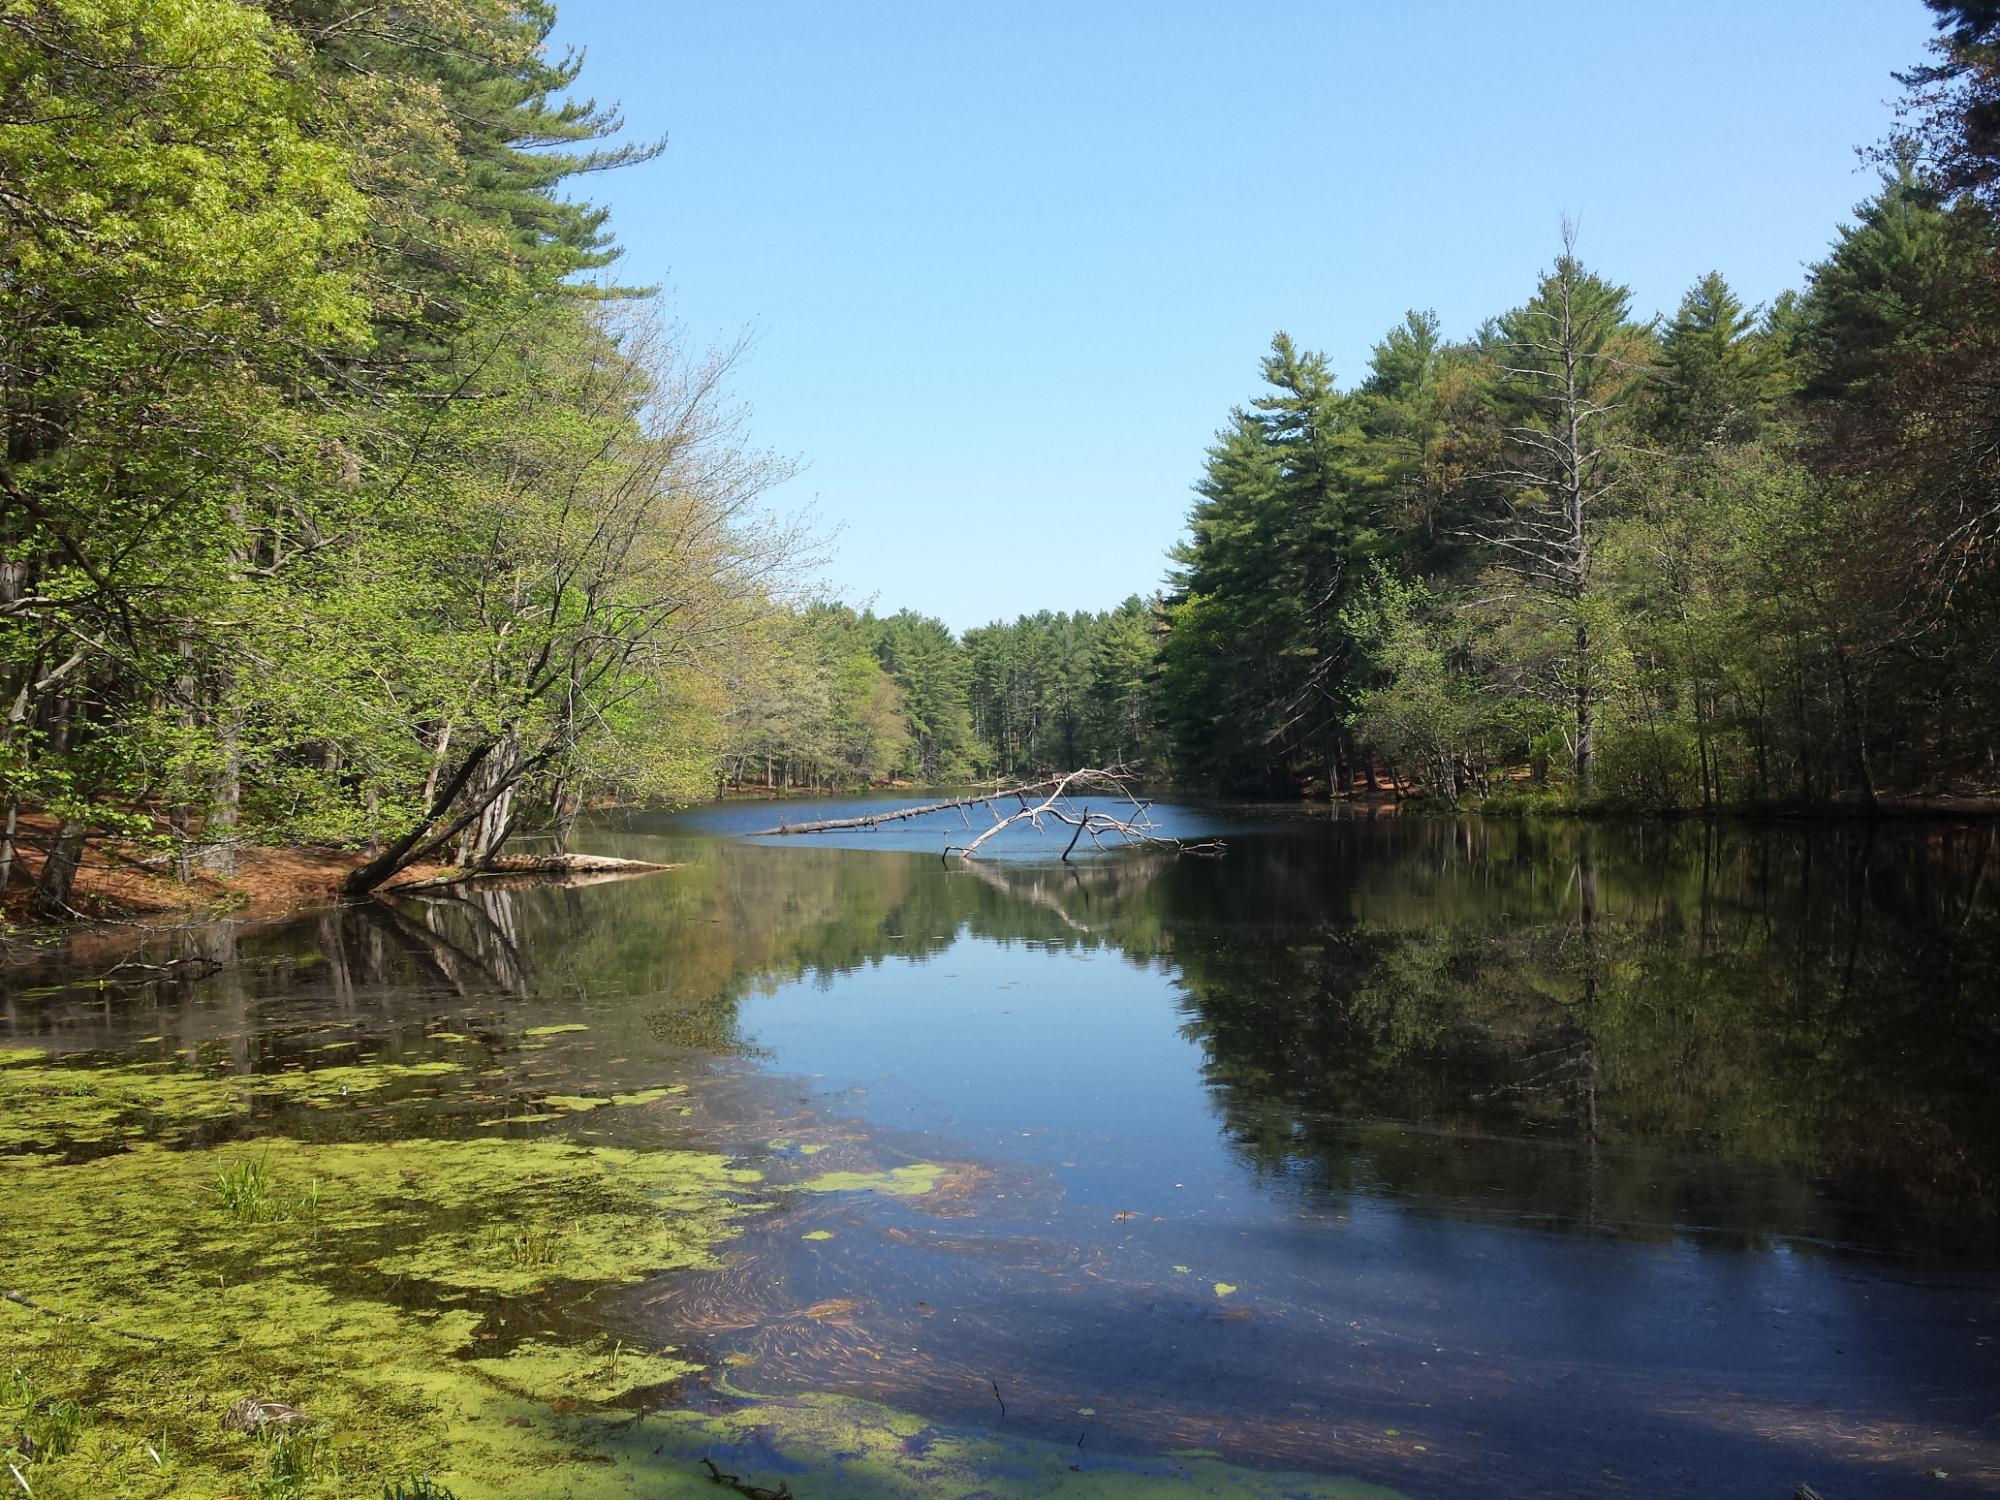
1 810 447 931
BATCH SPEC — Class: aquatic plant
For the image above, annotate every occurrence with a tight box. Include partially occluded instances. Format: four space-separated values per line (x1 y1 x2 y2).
212 1150 322 1227
4 1369 90 1465
213 1149 280 1221
0 1055 1401 1499
485 1224 566 1268
257 1424 331 1497
382 1479 458 1500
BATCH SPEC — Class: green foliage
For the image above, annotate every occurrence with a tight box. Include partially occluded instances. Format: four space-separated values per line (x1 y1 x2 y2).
1158 119 2000 809
0 0 800 901
383 1480 459 1500
1160 333 1388 791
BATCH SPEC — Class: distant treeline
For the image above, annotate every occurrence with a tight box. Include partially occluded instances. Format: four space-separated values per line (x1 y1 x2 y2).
738 2 2000 812
717 600 1162 792
1154 3 2000 808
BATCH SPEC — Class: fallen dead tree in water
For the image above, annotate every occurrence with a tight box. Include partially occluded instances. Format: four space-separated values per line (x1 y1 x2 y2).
749 769 1224 862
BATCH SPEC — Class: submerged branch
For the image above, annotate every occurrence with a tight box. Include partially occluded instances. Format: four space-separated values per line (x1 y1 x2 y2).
3 1288 165 1344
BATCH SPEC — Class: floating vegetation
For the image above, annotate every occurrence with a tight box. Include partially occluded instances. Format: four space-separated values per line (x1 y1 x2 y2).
0 1056 467 1152
520 1025 588 1038
794 1163 948 1197
0 1054 1402 1500
543 1094 612 1112
543 1086 682 1113
465 1338 695 1403
610 1086 681 1106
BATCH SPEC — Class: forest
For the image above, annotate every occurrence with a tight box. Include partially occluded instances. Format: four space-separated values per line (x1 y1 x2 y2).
4 0 1999 923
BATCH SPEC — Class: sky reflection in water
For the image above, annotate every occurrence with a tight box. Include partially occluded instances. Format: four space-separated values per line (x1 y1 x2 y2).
9 803 2000 1496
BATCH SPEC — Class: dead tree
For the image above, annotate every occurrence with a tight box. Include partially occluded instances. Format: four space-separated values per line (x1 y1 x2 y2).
751 768 1223 862
1458 223 1650 796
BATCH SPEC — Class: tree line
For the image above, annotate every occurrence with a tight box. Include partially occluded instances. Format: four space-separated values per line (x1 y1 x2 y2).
0 0 815 916
717 0 2000 816
1158 2 2000 809
5 1 1996 925
715 597 1165 793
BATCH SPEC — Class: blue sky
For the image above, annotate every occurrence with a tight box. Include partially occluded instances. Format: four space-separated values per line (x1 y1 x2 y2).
549 1 1938 632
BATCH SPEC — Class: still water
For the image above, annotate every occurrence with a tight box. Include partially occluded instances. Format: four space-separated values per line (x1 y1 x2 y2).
7 801 2000 1496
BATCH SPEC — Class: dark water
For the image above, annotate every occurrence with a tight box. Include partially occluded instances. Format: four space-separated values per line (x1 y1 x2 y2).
8 802 2000 1496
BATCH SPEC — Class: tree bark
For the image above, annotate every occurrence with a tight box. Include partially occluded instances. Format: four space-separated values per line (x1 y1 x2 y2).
200 705 242 875
31 818 86 919
1574 621 1595 796
342 739 496 895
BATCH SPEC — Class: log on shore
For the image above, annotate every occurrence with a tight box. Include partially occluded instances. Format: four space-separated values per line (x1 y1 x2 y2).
383 853 675 893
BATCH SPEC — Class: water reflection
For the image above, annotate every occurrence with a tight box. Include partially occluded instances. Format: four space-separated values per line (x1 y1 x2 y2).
7 812 2000 1497
11 816 1999 1257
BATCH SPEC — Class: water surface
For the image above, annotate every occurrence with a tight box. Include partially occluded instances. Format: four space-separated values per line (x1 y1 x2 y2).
7 802 1999 1496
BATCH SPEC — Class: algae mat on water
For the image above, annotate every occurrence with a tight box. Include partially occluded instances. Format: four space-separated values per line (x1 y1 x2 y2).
0 1051 1403 1499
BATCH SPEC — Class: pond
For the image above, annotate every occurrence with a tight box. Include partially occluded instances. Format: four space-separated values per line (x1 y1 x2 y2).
3 800 1998 1498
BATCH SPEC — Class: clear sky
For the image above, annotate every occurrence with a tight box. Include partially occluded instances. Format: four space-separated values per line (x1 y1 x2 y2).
547 1 1939 633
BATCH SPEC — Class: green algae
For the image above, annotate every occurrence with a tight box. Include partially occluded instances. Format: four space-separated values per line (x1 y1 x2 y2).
545 1086 683 1113
0 1061 244 1146
794 1162 948 1197
0 1115 764 1497
466 1338 697 1403
609 1086 682 1106
0 1057 470 1151
256 1059 463 1103
0 1045 46 1066
801 1230 835 1241
523 1024 588 1037
0 1057 1405 1500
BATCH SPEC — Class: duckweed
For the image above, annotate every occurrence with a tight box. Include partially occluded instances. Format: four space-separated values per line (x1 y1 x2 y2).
0 1055 1404 1499
0 1057 468 1150
795 1163 948 1197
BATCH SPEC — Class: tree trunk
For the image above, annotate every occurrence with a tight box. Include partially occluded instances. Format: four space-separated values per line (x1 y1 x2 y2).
200 706 242 875
31 819 86 919
341 739 496 895
0 794 19 891
1836 646 1877 811
1574 622 1595 797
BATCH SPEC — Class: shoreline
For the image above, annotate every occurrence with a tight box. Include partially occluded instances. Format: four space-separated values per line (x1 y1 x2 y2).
7 787 1996 945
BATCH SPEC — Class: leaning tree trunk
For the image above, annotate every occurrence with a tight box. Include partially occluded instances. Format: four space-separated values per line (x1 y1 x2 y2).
341 740 497 896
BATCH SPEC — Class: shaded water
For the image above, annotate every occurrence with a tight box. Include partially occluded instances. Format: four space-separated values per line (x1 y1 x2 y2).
6 803 2000 1496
